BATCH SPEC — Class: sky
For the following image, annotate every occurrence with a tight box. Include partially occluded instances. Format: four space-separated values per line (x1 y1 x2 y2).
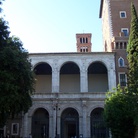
2 0 103 53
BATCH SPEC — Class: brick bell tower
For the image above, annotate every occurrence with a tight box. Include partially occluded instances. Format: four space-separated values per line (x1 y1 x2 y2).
76 33 92 52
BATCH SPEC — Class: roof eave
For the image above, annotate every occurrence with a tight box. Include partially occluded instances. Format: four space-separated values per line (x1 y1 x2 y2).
99 0 104 18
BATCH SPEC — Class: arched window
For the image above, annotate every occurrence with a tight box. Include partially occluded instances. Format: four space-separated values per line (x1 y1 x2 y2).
83 37 85 43
80 38 82 43
118 57 124 67
86 37 88 43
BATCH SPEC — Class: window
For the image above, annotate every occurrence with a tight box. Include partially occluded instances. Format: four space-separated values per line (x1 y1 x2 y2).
124 42 127 49
120 42 123 49
80 37 88 43
86 38 88 43
120 11 126 18
116 42 119 49
121 28 129 36
80 46 88 52
11 123 19 135
119 73 127 86
118 57 124 67
80 38 82 43
83 38 85 43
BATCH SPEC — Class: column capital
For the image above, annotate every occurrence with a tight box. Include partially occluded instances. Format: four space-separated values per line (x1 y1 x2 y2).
80 65 88 73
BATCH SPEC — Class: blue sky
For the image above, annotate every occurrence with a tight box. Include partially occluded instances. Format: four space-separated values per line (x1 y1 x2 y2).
2 0 103 53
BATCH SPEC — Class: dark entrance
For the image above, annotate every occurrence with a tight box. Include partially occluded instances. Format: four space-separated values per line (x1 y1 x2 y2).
91 108 109 138
32 108 49 138
61 108 79 138
0 129 4 138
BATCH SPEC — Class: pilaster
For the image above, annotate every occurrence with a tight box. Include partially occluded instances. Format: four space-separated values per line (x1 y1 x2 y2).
80 63 88 92
108 63 116 91
82 100 87 137
52 65 60 92
22 113 29 138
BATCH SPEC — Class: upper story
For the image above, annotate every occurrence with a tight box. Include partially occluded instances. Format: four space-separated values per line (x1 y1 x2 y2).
99 0 138 52
29 52 116 95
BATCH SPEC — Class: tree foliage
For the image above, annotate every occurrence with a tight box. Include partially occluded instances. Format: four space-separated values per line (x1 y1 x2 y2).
104 2 138 138
104 87 136 138
0 1 34 127
0 0 4 12
127 2 138 94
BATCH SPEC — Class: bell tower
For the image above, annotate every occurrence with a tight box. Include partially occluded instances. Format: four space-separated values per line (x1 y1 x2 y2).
76 33 92 52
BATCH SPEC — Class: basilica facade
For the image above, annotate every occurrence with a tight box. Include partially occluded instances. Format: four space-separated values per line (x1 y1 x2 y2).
22 51 116 138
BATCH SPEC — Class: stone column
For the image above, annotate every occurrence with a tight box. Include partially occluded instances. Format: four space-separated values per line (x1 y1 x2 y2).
53 101 60 138
57 114 61 137
108 63 116 91
82 100 87 137
80 64 88 92
53 104 56 138
28 116 32 136
49 115 53 138
22 113 29 138
52 66 60 92
87 116 91 137
79 115 83 136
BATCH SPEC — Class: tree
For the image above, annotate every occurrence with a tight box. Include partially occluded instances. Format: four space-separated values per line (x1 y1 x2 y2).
104 87 136 138
127 2 138 125
0 1 35 127
104 2 138 138
0 0 4 12
127 2 138 94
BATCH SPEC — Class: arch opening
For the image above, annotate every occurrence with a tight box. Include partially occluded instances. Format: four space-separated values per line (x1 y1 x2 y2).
61 108 79 138
91 108 109 138
88 62 108 92
60 62 80 93
31 108 49 138
34 63 52 93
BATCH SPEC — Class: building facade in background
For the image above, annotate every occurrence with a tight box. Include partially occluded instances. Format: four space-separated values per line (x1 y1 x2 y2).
100 0 138 86
1 0 138 138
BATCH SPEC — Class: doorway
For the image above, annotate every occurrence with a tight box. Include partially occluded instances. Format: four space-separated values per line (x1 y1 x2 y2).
0 129 4 138
91 108 109 138
61 108 79 138
32 108 49 138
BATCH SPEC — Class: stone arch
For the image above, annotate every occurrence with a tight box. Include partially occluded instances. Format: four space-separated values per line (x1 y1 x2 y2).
60 61 80 93
88 104 104 117
88 60 108 71
28 105 51 117
59 61 80 72
33 62 52 93
59 105 81 117
60 107 79 138
31 108 49 138
33 62 52 75
32 61 52 71
88 61 108 92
